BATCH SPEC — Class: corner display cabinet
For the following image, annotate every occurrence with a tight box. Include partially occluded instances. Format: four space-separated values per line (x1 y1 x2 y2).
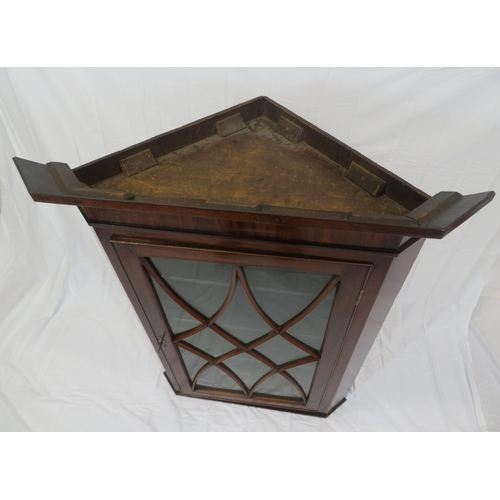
14 97 494 417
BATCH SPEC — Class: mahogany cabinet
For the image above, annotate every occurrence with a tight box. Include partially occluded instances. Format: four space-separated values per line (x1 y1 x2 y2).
13 97 494 417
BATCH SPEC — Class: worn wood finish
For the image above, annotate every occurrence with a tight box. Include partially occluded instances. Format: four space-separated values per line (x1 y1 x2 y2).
328 239 425 412
12 96 495 417
344 161 387 198
12 96 494 240
15 153 493 239
84 209 410 248
280 275 341 333
119 149 157 177
93 118 408 216
73 97 266 185
113 236 370 414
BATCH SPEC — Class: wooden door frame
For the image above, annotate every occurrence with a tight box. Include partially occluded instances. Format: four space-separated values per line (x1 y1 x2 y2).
111 236 371 415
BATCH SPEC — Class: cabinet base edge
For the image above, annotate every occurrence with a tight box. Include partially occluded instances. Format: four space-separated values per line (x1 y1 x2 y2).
163 372 347 418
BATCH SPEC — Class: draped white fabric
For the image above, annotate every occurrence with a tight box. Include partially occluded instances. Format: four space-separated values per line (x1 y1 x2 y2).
1 67 499 431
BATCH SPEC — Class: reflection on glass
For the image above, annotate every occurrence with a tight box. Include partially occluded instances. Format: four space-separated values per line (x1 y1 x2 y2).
244 266 332 325
223 353 271 389
215 282 271 343
150 257 336 403
255 335 308 366
286 362 317 396
151 279 201 334
179 347 207 381
150 258 232 317
286 286 337 350
196 366 242 392
254 373 302 399
184 328 236 358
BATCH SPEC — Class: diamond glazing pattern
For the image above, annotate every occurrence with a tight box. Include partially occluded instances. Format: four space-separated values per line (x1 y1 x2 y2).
145 258 339 404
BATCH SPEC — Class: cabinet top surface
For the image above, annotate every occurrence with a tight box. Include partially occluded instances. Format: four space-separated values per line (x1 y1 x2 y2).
13 96 494 238
92 117 409 217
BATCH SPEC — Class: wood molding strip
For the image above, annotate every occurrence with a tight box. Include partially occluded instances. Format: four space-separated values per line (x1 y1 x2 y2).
280 332 321 360
236 266 280 332
280 275 340 332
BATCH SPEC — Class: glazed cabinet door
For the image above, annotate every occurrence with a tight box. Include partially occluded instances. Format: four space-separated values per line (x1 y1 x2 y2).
111 238 371 416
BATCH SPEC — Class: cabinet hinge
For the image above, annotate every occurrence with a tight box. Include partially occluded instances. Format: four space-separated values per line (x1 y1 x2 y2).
356 289 364 306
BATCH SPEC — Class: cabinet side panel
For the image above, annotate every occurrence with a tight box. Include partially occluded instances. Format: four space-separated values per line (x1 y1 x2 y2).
327 239 424 413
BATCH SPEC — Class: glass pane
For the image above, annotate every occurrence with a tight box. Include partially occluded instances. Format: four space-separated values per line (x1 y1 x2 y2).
184 328 236 358
151 257 334 402
244 266 332 326
255 335 309 366
286 286 337 351
150 258 232 318
286 362 318 396
253 373 302 399
178 347 207 381
151 279 201 334
215 282 272 344
196 365 242 392
223 353 271 389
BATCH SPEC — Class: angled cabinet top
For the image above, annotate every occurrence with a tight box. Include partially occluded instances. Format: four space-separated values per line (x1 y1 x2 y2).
14 96 494 238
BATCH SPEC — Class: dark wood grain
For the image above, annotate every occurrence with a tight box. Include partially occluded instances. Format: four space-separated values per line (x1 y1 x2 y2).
111 235 369 413
236 266 280 332
280 275 340 332
279 371 307 403
344 161 387 197
275 116 304 143
280 332 321 360
119 149 156 176
324 239 425 413
216 113 247 137
407 191 495 234
347 151 430 210
71 97 265 185
13 96 494 239
12 96 495 417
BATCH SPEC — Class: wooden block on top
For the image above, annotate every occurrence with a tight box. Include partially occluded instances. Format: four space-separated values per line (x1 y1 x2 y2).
120 149 157 177
216 113 247 137
275 116 304 144
344 161 386 198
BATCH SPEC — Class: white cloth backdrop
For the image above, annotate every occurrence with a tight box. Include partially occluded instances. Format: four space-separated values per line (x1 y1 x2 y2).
1 67 499 431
